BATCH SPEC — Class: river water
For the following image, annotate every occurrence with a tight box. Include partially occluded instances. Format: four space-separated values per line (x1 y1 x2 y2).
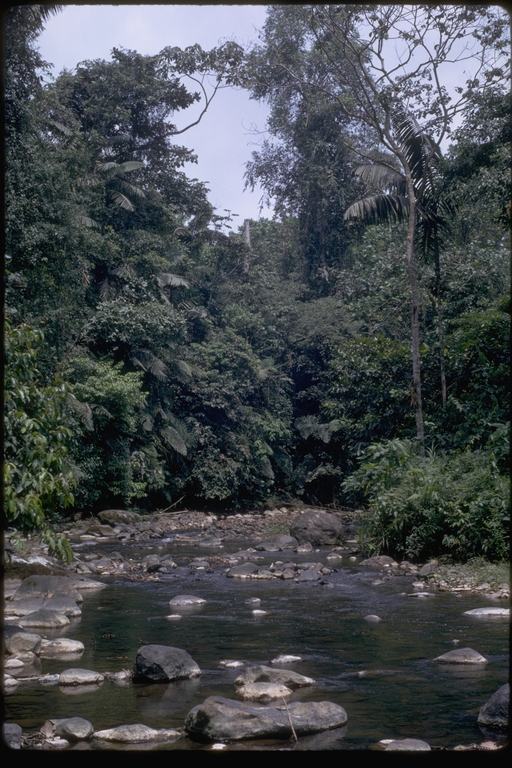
4 539 509 750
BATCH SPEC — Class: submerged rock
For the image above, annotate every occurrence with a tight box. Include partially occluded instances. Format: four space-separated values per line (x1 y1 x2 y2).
385 738 431 751
234 664 314 689
133 644 201 683
185 696 348 741
58 668 105 686
464 607 509 617
433 647 488 664
93 724 180 743
169 594 206 607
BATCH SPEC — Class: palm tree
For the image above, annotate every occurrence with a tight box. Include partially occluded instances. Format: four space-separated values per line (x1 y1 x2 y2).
344 108 452 441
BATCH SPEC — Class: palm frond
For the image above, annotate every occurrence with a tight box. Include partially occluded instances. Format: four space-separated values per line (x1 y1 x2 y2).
109 191 135 211
344 194 410 224
156 272 189 289
354 164 406 194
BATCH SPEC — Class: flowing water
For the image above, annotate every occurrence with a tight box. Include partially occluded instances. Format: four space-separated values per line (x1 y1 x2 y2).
4 539 509 750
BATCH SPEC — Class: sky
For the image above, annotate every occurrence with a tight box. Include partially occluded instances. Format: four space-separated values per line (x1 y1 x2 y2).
36 4 274 228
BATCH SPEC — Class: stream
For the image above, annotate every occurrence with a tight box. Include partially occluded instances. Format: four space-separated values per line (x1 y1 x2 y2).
4 538 509 750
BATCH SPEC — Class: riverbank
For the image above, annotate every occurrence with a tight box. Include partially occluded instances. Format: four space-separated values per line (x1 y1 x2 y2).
4 506 510 599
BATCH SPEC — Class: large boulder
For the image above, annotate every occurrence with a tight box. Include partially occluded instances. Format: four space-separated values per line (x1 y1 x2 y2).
477 684 509 731
133 644 201 683
289 509 343 546
97 509 140 525
185 696 347 741
235 665 314 689
11 575 83 602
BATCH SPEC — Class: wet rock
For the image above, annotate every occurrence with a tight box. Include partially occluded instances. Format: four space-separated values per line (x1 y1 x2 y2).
4 674 20 690
93 724 181 743
59 668 105 685
385 738 431 751
464 607 509 617
244 597 261 605
48 717 94 741
12 575 83 602
297 569 321 582
234 665 314 689
185 696 348 741
434 647 488 664
169 594 206 607
271 654 302 664
236 682 293 701
19 609 71 629
290 509 343 546
133 644 201 683
477 684 509 731
3 723 22 749
364 615 382 623
219 660 245 668
226 562 260 578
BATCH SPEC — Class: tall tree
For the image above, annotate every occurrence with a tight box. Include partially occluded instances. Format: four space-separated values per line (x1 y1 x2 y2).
241 4 510 450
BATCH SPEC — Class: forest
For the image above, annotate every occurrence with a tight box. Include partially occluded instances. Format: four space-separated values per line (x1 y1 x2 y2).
4 5 510 565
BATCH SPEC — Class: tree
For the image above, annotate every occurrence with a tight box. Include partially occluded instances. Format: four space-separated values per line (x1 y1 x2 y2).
4 319 74 561
242 4 510 450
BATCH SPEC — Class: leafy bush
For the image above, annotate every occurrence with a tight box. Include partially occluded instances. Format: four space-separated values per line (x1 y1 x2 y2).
4 320 74 561
343 437 509 562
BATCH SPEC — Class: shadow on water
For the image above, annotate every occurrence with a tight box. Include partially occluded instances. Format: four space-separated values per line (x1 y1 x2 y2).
4 540 509 750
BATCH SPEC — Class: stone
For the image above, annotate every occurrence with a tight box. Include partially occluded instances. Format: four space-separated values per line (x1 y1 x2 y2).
3 723 22 749
254 535 298 551
19 609 70 629
236 682 293 701
289 509 343 546
359 555 398 567
5 631 41 655
271 654 302 664
50 717 94 741
385 738 431 751
58 668 105 685
93 724 180 743
12 575 83 601
434 647 488 664
40 638 85 657
226 562 260 578
219 660 245 668
364 615 382 622
97 509 140 525
185 696 348 741
297 569 321 582
133 644 201 683
477 684 509 731
464 607 509 617
169 594 206 607
234 665 314 689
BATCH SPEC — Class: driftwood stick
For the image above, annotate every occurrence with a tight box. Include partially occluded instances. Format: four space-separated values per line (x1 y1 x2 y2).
282 697 298 743
156 495 186 514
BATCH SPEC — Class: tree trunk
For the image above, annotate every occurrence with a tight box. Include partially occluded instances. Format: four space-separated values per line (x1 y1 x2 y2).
243 219 251 274
405 179 425 453
433 222 447 407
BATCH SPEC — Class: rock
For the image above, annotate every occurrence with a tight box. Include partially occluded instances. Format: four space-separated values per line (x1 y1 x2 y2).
12 575 83 601
234 665 314 689
289 509 343 546
244 597 261 605
385 738 431 751
97 509 140 525
133 644 201 683
364 615 382 623
3 723 22 749
297 569 321 582
168 594 206 607
4 596 45 616
50 717 94 741
226 562 260 578
4 674 20 690
271 654 302 664
254 535 298 551
236 682 293 701
40 638 85 658
58 668 105 685
359 555 398 567
93 724 180 743
185 696 348 741
5 630 41 655
434 647 488 664
464 607 509 617
19 609 70 629
477 684 509 731
219 660 245 668
42 594 82 617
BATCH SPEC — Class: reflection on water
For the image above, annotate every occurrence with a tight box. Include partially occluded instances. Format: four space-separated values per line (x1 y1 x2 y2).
4 542 509 750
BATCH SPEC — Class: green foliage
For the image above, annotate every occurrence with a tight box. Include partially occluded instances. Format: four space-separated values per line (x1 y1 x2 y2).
345 438 509 563
4 320 75 561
